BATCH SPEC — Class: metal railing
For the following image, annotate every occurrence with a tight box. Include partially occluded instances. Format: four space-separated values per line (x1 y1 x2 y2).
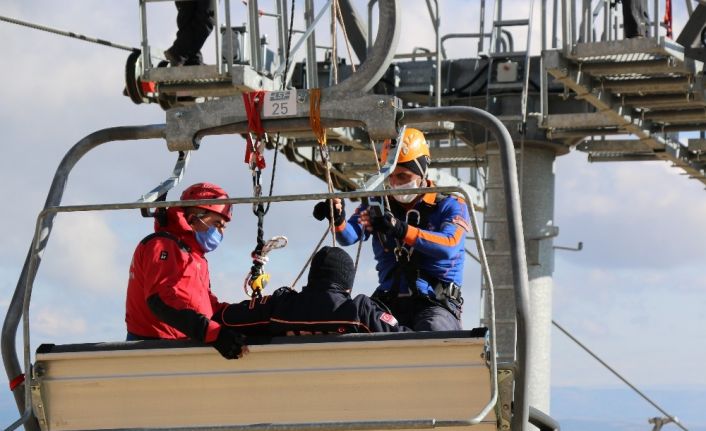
2 105 529 430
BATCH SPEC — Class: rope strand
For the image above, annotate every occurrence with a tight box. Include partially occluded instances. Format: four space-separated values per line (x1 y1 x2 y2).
334 0 356 73
291 226 330 289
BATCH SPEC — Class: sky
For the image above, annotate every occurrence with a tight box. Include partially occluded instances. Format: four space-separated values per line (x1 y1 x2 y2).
1 1 705 430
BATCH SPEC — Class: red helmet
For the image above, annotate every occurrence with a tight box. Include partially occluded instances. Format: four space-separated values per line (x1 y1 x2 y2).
180 182 232 221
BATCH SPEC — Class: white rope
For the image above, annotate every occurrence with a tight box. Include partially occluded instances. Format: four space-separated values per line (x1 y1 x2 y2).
290 226 330 289
334 0 357 73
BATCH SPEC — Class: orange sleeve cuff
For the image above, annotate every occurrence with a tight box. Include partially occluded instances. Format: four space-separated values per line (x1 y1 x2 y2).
204 321 221 343
335 220 347 233
404 225 420 246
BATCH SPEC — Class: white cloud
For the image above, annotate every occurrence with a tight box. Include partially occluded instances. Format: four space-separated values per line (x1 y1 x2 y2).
43 212 124 295
32 306 88 338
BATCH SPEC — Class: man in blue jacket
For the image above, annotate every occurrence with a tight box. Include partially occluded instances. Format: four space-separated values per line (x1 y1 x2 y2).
313 128 470 331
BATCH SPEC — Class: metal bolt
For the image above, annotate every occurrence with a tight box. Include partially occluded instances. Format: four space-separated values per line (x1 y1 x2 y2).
175 111 183 119
502 404 510 411
297 93 305 103
377 100 386 108
34 364 45 377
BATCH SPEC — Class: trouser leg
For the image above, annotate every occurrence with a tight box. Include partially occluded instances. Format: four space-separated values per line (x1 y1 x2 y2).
170 0 215 64
380 296 417 329
411 301 462 331
622 0 648 38
377 295 462 331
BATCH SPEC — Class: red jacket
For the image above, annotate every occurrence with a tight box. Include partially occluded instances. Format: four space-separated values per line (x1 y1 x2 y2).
125 207 225 342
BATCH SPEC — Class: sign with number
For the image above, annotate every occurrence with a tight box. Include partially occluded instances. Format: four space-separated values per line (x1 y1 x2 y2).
262 90 297 118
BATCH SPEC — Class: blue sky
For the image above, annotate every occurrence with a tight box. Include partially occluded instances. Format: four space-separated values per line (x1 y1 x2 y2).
1 1 705 430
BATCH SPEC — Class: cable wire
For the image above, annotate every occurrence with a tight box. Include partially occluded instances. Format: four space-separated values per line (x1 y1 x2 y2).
0 14 138 53
552 320 688 431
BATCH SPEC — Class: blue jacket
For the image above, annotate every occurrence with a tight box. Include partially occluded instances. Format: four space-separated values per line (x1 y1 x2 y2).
336 192 470 297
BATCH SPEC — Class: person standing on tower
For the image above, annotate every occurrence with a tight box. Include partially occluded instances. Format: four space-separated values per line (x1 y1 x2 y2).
622 0 650 38
164 0 215 66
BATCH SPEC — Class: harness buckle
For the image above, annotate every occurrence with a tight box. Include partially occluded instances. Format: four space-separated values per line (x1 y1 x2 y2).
394 246 410 262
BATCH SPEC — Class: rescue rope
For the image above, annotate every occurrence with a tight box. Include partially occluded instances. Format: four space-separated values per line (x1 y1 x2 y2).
241 0 296 298
242 90 271 298
333 0 357 73
331 1 339 84
290 226 331 289
309 88 338 247
0 14 139 53
287 86 338 288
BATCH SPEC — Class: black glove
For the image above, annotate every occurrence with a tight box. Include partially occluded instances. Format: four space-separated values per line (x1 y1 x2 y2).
313 199 345 226
212 327 247 360
371 211 408 240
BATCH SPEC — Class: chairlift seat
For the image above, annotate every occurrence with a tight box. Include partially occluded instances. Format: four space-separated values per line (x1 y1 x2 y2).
30 330 496 431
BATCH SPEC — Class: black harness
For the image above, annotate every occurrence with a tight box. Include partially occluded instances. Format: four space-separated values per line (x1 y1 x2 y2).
140 231 191 253
380 194 463 318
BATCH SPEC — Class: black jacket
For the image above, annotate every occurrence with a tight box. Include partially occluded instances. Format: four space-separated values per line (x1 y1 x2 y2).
217 284 411 336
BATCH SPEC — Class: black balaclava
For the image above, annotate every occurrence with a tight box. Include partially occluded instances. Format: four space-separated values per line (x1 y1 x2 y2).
397 156 429 178
305 246 355 292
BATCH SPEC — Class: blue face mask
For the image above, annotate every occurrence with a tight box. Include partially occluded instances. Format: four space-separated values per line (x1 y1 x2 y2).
194 224 223 253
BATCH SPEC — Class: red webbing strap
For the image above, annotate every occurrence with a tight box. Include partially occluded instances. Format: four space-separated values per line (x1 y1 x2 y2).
663 0 672 38
9 374 24 391
242 91 267 170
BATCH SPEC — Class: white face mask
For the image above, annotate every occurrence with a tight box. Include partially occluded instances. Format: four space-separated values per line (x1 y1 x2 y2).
391 179 420 203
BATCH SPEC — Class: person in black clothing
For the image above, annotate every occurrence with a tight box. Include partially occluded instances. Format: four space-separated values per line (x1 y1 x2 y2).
164 0 215 66
622 0 649 39
217 246 410 335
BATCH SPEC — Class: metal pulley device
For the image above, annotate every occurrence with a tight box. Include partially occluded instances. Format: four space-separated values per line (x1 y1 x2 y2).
244 235 288 298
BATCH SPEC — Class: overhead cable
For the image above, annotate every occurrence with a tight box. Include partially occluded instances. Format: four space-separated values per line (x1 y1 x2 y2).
0 14 137 52
552 320 688 431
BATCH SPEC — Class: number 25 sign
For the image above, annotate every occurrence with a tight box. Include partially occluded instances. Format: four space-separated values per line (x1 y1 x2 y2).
262 90 297 118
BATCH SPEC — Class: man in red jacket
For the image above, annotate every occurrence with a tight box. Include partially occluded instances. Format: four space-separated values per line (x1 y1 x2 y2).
125 182 246 359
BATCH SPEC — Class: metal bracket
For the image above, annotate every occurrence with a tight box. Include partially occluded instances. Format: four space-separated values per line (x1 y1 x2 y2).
554 241 583 252
165 91 402 151
496 368 514 431
526 225 559 265
30 363 48 431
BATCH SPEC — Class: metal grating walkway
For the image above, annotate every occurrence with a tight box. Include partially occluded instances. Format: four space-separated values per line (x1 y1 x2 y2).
543 37 706 185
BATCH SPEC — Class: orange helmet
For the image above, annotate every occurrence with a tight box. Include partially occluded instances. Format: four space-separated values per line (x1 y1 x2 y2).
397 128 430 177
180 182 232 221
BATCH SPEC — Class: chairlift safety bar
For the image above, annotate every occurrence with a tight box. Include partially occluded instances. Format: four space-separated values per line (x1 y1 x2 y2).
3 105 529 431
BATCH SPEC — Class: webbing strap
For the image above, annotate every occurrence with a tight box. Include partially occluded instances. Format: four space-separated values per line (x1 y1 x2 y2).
309 88 327 146
309 88 337 246
9 374 24 391
242 91 267 170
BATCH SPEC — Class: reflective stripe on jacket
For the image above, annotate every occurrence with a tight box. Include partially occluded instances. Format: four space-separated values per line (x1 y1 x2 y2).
336 192 470 297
